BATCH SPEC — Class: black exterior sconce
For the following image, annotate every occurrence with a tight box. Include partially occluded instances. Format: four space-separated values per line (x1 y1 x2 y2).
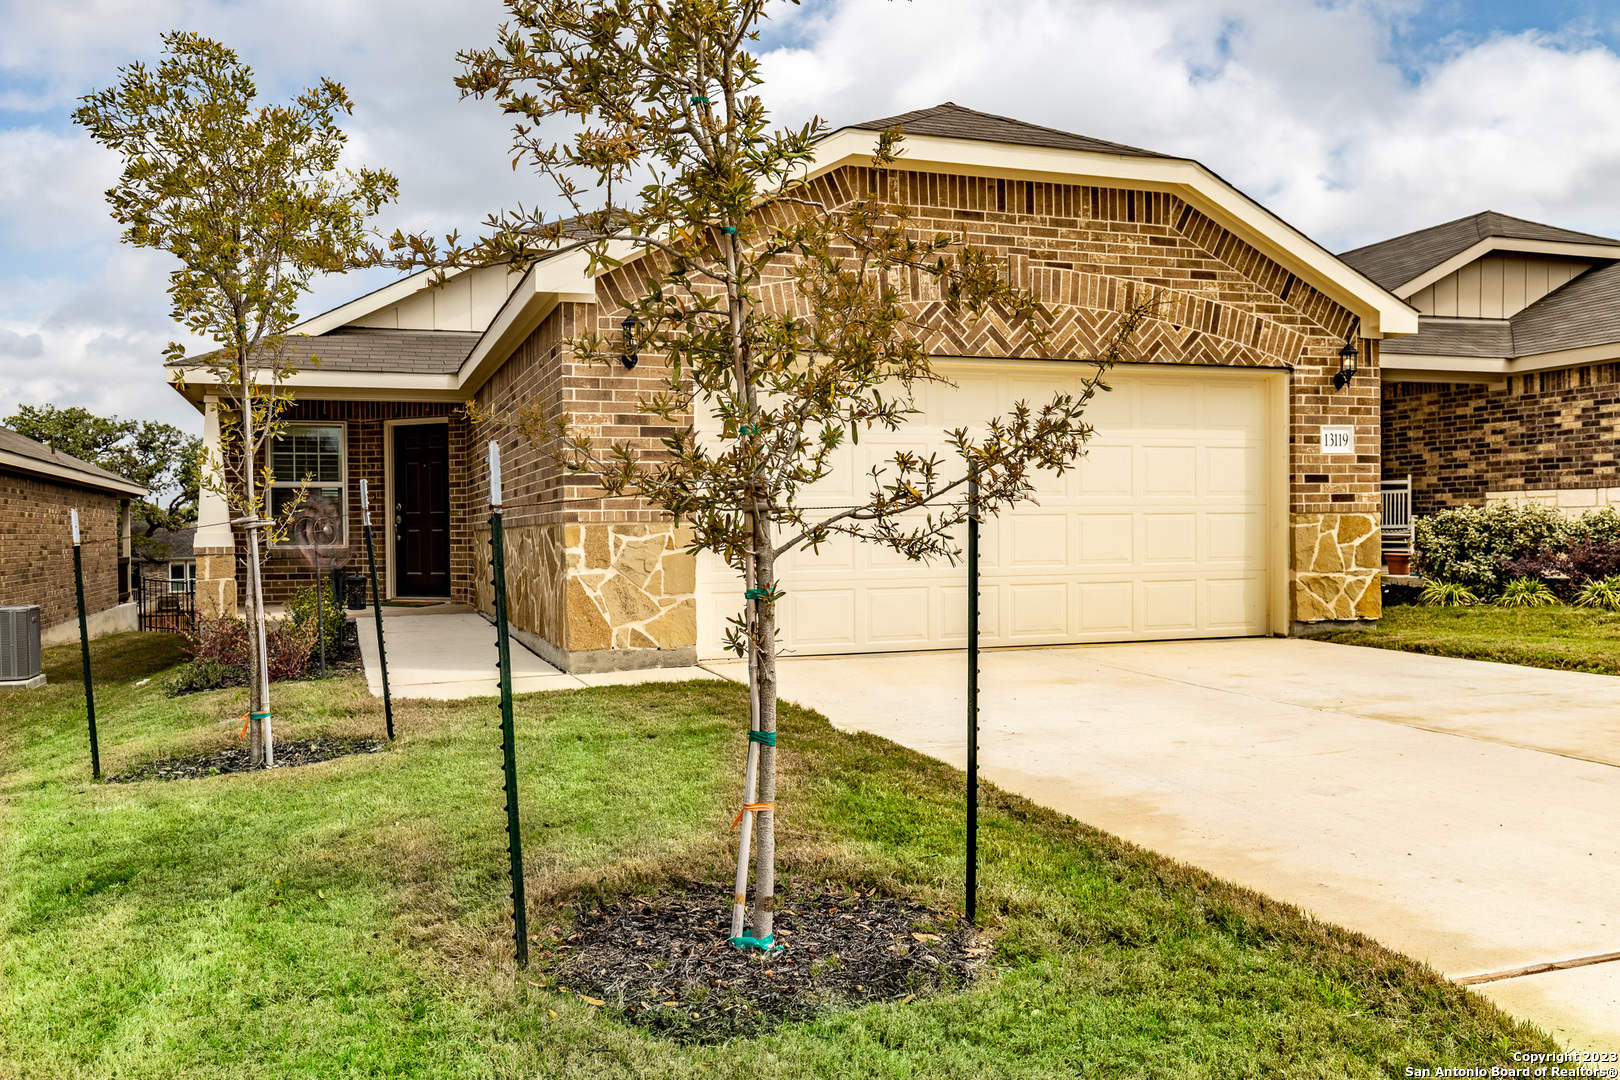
1332 335 1358 390
620 314 639 370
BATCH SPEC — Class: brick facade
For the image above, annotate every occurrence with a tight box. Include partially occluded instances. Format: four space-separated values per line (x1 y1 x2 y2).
479 165 1385 658
227 400 477 605
0 469 122 630
1383 364 1620 515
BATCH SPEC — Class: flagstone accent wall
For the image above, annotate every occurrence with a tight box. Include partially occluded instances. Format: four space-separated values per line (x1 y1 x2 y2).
1291 513 1381 623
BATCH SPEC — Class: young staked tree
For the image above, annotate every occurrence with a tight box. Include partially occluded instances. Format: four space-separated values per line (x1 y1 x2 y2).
76 32 398 766
397 0 1152 948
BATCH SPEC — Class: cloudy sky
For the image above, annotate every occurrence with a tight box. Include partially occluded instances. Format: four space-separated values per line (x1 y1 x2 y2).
3 0 1620 432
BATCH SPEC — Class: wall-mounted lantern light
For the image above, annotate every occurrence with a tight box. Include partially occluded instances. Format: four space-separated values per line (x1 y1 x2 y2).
620 315 640 370
1332 335 1359 390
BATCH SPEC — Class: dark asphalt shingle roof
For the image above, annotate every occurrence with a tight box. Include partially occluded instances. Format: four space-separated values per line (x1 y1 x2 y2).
1380 319 1515 358
1382 261 1620 360
177 328 483 376
846 102 1170 160
0 425 146 493
1338 211 1620 292
283 328 481 375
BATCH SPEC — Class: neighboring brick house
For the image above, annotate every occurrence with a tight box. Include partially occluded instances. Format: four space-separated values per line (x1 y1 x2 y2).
1341 211 1620 517
170 103 1417 669
0 425 145 645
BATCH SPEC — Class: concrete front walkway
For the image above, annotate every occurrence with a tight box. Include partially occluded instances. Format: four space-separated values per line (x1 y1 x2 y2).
706 638 1620 1048
355 610 717 699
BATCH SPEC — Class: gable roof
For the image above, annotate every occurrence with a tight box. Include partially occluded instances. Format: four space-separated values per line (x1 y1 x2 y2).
0 425 148 498
849 102 1168 160
1339 211 1620 294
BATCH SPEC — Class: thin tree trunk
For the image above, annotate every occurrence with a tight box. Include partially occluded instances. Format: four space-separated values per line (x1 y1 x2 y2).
730 507 762 941
751 519 778 942
240 346 272 767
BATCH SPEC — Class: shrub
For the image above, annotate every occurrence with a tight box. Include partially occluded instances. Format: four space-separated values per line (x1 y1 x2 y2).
178 614 317 681
288 577 345 654
1412 502 1569 593
163 657 242 696
1420 580 1478 607
1570 506 1620 546
1575 575 1620 612
1495 577 1558 607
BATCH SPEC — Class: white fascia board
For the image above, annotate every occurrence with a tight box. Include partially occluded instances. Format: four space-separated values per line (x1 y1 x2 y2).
808 129 1419 338
1394 237 1620 298
0 450 148 498
289 268 452 337
1378 354 1510 376
454 243 621 392
167 366 463 399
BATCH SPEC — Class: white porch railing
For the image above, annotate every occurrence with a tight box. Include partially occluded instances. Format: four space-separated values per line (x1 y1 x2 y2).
1381 476 1413 553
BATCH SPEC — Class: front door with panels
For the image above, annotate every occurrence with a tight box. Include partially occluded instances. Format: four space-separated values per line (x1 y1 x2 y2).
695 361 1277 659
394 423 451 597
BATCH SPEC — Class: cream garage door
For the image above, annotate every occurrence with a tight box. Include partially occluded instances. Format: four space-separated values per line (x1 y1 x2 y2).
696 361 1278 659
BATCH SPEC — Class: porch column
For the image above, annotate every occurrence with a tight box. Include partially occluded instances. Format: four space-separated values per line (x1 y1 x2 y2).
194 395 237 618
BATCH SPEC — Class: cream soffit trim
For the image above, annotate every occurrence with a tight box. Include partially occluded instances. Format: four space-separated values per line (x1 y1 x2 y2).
0 449 148 498
1393 237 1620 298
808 128 1420 338
170 367 464 400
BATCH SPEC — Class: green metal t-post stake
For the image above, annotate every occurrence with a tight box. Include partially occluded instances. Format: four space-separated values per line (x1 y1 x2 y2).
360 479 393 740
966 471 979 924
488 443 529 968
71 510 100 779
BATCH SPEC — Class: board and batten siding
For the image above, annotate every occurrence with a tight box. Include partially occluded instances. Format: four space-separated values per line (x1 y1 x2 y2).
1406 254 1592 319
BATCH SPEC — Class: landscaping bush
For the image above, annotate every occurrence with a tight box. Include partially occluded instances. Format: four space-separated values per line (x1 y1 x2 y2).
1495 577 1558 607
1569 506 1620 546
1420 580 1478 607
163 657 242 696
178 615 318 682
1575 575 1620 612
1412 502 1569 593
288 577 345 654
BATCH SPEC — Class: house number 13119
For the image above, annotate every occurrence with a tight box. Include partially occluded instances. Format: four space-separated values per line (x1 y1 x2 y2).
1320 426 1354 454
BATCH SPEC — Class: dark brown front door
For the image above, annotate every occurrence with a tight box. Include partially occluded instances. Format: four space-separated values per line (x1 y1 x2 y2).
395 423 450 596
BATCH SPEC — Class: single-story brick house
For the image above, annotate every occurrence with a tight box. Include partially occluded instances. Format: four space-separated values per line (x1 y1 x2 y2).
0 425 145 647
1340 211 1620 517
169 103 1418 671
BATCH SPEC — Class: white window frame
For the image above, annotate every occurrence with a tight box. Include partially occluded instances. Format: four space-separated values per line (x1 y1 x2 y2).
266 422 347 547
168 560 196 593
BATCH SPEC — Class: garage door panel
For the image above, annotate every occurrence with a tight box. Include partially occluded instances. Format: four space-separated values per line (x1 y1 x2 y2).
1207 446 1264 496
1079 514 1133 564
697 365 1274 658
1079 445 1134 495
1010 583 1069 637
1141 381 1197 428
1079 581 1134 631
867 587 931 643
1144 579 1198 630
1143 513 1197 563
1143 446 1197 494
1206 576 1265 630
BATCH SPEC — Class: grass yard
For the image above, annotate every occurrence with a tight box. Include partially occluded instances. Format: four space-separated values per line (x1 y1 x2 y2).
0 632 1557 1078
1308 603 1620 675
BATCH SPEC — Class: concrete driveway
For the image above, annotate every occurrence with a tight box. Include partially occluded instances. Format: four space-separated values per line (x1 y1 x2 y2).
705 638 1620 1048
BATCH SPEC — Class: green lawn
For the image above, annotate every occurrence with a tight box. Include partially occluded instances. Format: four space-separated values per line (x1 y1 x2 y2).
1308 603 1620 675
0 632 1557 1078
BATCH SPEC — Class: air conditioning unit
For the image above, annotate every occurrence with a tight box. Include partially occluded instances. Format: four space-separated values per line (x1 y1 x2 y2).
0 606 43 682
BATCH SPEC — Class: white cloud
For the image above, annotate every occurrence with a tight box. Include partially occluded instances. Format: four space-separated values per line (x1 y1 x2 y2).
5 0 1620 431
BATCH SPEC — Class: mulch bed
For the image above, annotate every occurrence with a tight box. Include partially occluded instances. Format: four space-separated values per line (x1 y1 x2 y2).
106 736 386 783
544 880 988 1042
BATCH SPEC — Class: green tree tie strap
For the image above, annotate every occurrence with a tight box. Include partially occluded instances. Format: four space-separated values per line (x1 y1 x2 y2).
748 729 776 746
744 587 768 599
738 423 757 435
729 932 780 952
721 225 737 234
690 95 710 104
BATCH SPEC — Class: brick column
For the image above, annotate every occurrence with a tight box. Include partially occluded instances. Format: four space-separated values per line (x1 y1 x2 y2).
194 396 237 618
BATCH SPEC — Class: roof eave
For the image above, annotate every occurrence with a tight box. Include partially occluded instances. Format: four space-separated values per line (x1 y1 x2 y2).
0 449 148 498
809 129 1418 338
1393 237 1620 298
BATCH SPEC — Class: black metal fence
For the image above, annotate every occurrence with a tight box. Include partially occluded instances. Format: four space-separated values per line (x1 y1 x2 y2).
134 567 196 633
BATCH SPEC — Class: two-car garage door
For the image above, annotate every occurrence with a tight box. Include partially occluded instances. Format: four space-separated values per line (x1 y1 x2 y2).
696 361 1281 660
